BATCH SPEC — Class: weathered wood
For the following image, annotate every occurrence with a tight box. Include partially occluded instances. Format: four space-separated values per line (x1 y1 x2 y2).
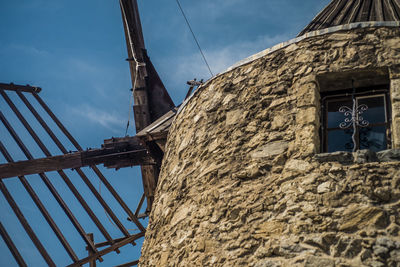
141 165 158 211
0 180 56 266
143 52 175 121
0 147 153 179
120 0 175 212
298 0 400 36
86 234 96 267
102 135 142 148
0 222 27 267
155 139 167 152
133 104 151 133
137 108 176 139
120 0 150 132
67 232 145 267
0 83 41 93
120 0 147 88
0 153 81 179
0 142 80 262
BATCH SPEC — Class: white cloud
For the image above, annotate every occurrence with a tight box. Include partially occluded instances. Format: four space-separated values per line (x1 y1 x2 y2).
68 104 126 134
67 58 101 75
7 44 50 57
170 33 290 84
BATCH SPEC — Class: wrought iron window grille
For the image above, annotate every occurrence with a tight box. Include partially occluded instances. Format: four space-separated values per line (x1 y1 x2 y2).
321 82 391 153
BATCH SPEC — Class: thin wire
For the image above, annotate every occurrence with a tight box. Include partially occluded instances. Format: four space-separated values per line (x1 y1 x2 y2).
175 0 214 77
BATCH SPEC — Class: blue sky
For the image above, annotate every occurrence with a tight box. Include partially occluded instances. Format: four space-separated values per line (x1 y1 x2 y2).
0 0 331 265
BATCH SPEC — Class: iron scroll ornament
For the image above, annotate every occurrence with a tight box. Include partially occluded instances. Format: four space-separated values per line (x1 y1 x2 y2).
338 80 369 152
338 104 369 129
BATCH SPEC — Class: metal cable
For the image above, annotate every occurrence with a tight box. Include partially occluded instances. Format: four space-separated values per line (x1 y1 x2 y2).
175 0 214 77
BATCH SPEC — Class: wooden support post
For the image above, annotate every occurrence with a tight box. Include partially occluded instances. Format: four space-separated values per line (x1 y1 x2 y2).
86 233 96 267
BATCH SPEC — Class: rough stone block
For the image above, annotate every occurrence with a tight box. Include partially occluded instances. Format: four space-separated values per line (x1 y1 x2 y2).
284 159 313 172
340 205 389 232
296 107 317 125
391 117 400 148
251 141 289 158
225 109 246 125
391 101 400 118
390 79 400 100
314 151 353 163
353 149 378 163
254 221 286 238
376 149 400 162
317 181 333 193
389 66 400 79
304 256 335 267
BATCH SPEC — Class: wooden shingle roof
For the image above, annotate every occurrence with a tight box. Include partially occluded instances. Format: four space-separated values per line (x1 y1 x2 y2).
298 0 400 36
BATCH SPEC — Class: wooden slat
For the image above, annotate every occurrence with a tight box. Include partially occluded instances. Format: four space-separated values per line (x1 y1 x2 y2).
336 0 357 24
0 181 56 266
374 0 384 21
0 83 41 93
387 0 400 20
357 0 372 21
298 0 400 36
0 222 28 267
67 232 145 267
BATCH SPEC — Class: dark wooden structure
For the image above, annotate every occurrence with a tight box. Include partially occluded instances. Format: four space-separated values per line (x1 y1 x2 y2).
0 1 177 265
120 0 175 212
0 136 154 179
0 83 150 266
299 0 400 36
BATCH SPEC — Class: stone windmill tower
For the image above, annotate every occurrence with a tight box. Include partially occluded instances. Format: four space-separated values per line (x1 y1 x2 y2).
139 0 400 266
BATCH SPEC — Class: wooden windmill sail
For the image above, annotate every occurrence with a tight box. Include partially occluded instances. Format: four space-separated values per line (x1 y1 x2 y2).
0 1 176 266
119 0 176 212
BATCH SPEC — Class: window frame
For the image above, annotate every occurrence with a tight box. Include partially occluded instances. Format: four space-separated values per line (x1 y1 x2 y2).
320 85 391 153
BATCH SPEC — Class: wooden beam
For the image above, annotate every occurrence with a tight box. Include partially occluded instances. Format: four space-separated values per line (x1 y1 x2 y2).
0 153 81 179
67 232 145 267
0 83 42 93
0 147 153 179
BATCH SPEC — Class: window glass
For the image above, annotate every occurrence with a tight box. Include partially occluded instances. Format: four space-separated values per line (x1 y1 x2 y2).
357 96 386 124
359 126 387 151
327 129 354 152
327 99 352 128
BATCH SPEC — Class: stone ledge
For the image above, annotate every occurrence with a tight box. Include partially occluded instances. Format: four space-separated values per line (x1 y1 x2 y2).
314 149 400 164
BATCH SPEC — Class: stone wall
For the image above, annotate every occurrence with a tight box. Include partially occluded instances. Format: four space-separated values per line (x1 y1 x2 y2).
140 26 400 266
